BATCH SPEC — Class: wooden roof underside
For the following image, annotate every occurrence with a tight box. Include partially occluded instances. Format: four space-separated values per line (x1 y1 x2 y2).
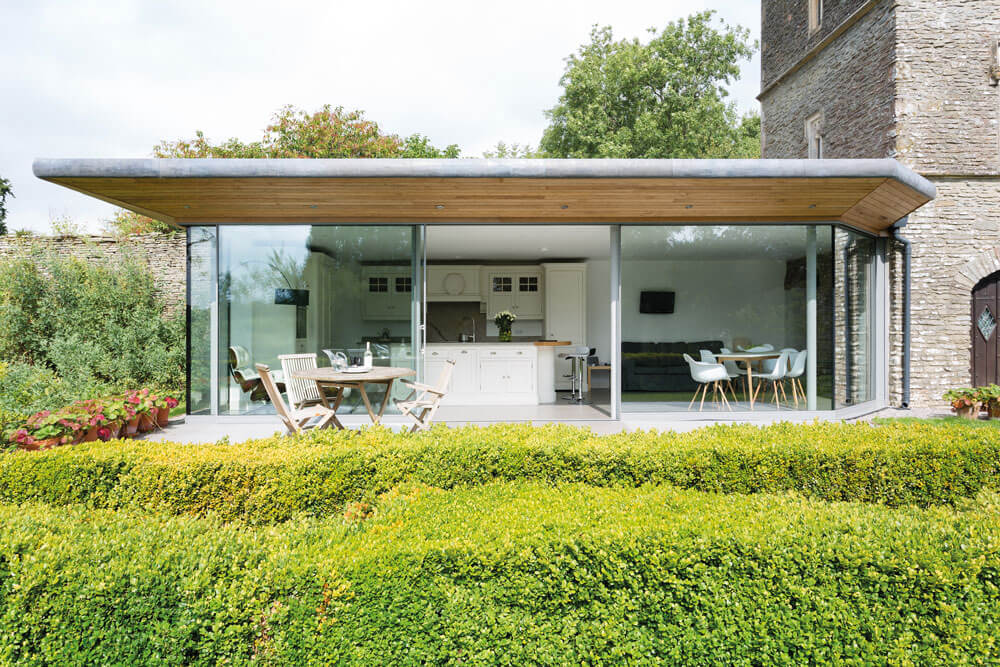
47 175 931 234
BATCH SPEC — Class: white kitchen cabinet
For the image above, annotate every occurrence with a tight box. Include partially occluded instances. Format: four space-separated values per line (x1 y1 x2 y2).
485 268 543 319
425 346 476 401
427 266 481 301
362 267 411 321
543 263 587 390
423 344 544 405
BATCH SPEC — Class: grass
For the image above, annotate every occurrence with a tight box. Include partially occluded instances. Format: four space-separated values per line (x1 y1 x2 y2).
874 415 1000 428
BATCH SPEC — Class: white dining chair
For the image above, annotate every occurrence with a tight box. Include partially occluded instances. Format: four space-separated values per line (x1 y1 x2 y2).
701 349 740 403
683 354 732 412
785 350 808 407
753 350 791 409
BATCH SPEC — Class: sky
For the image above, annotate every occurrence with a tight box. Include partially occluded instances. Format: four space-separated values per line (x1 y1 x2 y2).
0 0 761 233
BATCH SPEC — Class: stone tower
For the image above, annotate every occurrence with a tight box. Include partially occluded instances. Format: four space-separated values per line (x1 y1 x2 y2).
760 0 1000 407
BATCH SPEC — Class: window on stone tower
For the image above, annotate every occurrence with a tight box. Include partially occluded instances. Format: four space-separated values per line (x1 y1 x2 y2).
809 0 823 33
806 113 824 159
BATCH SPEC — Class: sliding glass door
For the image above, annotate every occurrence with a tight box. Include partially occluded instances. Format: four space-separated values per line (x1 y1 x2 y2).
186 225 417 416
619 225 838 412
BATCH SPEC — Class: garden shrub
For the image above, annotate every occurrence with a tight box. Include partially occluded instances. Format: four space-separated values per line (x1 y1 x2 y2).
2 421 999 521
0 244 184 393
0 361 101 417
1 483 997 664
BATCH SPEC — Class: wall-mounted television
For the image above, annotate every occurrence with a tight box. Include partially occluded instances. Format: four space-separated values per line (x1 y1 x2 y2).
639 290 675 314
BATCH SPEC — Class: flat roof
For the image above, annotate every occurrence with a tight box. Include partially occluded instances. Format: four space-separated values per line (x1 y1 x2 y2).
33 158 935 233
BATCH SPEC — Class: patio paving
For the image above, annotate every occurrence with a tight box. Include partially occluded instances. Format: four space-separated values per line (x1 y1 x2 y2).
144 401 913 444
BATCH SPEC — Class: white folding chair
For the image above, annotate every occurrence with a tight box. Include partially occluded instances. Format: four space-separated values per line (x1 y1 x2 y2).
394 360 455 432
256 363 340 434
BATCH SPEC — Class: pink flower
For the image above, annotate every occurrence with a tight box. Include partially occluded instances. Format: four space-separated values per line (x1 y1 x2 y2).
165 397 179 408
97 427 111 440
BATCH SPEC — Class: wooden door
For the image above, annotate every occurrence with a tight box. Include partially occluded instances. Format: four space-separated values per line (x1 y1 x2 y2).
972 272 1000 386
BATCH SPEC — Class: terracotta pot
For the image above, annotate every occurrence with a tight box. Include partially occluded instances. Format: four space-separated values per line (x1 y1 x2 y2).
82 426 102 442
18 436 63 452
955 404 978 420
137 413 156 433
988 403 1000 420
124 417 140 437
156 406 170 428
103 421 123 441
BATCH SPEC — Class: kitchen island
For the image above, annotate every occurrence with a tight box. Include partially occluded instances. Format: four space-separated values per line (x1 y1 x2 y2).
424 341 567 405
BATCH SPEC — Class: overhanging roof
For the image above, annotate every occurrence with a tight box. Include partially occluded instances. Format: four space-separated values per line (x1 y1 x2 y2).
32 158 935 234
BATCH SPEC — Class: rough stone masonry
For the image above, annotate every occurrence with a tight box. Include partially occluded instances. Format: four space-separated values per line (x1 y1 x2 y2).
761 0 1000 407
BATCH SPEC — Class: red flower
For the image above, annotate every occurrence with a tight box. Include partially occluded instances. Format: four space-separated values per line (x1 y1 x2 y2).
165 397 179 408
97 427 111 440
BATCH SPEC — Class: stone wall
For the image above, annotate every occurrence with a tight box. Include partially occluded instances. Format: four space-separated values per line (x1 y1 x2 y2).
897 178 1000 405
894 0 1000 176
0 232 187 312
760 0 897 160
761 0 872 89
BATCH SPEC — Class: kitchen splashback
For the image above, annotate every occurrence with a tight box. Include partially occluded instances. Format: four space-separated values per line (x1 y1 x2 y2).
426 302 486 342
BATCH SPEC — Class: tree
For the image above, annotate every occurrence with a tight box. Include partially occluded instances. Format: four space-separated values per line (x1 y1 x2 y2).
0 176 12 235
102 209 173 236
541 12 758 159
482 141 544 159
154 104 460 159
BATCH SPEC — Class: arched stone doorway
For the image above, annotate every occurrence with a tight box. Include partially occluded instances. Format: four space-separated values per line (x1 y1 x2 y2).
972 271 1000 387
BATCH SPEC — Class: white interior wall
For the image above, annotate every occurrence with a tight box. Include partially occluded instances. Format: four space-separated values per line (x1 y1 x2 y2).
586 259 611 362
621 259 801 348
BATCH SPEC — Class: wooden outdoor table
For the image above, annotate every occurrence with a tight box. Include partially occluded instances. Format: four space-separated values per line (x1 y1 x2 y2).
714 352 781 410
290 366 416 428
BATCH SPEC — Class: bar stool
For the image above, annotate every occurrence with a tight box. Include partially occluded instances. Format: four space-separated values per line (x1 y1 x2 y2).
561 345 591 403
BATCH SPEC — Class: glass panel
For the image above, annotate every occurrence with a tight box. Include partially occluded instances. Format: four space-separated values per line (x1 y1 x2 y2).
834 228 876 407
620 225 835 412
186 226 216 415
217 225 414 415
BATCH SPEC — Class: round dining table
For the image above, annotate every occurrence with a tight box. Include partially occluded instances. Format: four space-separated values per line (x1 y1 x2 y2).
290 366 416 428
713 352 781 410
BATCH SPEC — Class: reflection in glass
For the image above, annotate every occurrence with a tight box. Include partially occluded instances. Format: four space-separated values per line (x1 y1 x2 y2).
186 226 216 415
835 228 876 406
217 225 414 415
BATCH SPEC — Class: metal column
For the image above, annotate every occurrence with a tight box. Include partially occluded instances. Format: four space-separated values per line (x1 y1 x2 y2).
806 227 818 410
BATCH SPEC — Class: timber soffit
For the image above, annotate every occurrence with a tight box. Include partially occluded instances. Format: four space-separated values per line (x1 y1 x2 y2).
32 158 936 233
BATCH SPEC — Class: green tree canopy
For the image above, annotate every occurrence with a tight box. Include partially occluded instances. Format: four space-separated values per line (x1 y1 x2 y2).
154 104 460 159
541 12 759 159
0 176 12 235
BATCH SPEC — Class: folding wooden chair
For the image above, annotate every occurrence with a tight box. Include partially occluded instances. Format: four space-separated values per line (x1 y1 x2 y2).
394 360 454 432
256 363 341 434
278 353 339 409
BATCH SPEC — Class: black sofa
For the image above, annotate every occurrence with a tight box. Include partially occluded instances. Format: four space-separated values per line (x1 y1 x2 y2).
621 340 724 392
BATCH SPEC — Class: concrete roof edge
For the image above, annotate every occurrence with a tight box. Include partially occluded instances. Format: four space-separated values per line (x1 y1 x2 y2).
31 157 937 198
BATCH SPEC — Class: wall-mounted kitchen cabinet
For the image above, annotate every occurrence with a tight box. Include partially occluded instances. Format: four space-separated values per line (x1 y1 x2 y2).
427 266 481 302
485 267 543 319
362 266 411 320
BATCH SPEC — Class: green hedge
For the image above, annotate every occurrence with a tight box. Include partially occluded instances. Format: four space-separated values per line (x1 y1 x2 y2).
1 483 998 664
1 421 999 522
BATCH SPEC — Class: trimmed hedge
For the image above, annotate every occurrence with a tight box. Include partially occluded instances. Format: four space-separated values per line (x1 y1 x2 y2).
2 421 1000 522
2 483 998 664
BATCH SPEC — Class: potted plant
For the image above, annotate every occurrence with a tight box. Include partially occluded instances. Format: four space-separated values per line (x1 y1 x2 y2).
493 310 516 342
127 389 158 433
943 388 980 420
977 384 1000 419
150 392 179 428
11 410 71 451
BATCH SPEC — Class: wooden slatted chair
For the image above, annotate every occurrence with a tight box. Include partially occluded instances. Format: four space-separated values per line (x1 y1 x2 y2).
256 363 340 434
394 360 455 432
278 353 337 409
